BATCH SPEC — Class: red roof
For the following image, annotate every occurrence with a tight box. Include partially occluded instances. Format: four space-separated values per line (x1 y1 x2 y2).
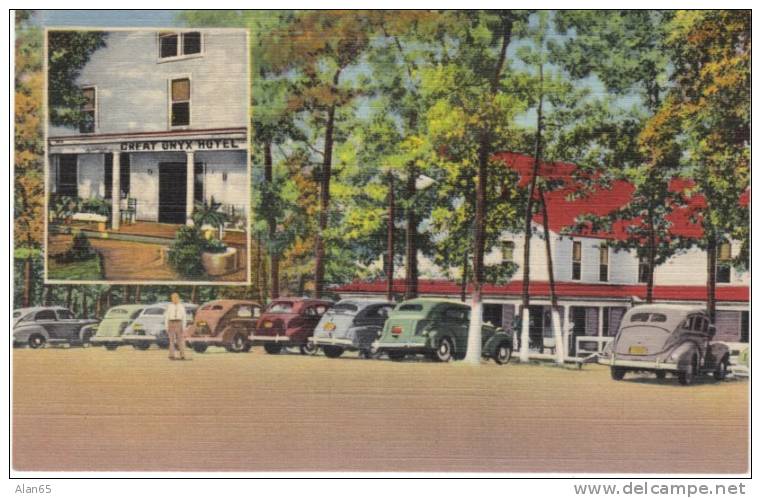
333 279 749 303
495 151 750 241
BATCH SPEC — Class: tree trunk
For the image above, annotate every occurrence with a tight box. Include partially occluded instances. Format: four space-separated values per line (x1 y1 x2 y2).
464 16 514 365
66 286 73 310
404 165 418 300
460 249 468 303
297 273 306 297
190 285 198 304
706 234 717 323
519 64 544 363
539 187 564 363
95 291 102 318
134 285 141 303
646 204 656 303
81 288 88 318
22 256 32 307
105 286 112 309
43 285 52 306
123 285 130 304
386 172 395 302
264 140 280 300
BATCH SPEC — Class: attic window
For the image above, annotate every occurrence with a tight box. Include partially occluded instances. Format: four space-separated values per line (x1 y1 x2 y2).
159 31 203 60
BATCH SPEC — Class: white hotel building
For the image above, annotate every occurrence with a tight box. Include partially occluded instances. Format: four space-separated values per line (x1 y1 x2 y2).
47 29 249 230
335 152 750 357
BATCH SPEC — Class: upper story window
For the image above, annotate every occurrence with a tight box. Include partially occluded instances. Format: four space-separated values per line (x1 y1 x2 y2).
638 257 651 283
717 242 732 283
599 243 609 282
501 241 515 264
79 86 96 133
571 241 582 280
170 78 191 127
159 31 203 60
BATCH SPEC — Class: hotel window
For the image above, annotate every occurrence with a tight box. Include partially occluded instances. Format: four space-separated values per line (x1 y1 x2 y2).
170 78 191 127
501 241 515 264
638 257 651 283
159 31 202 59
599 243 609 282
79 87 96 133
717 242 732 283
571 241 582 280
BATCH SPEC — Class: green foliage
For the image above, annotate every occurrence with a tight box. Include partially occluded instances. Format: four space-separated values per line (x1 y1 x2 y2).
79 197 111 218
47 30 106 127
48 253 103 280
192 197 227 229
167 226 206 279
203 237 228 254
53 232 97 264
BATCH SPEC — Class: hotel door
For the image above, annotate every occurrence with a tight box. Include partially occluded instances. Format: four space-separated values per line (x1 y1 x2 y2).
158 163 187 224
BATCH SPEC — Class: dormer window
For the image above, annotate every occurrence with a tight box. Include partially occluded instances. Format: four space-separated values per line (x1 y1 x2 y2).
159 32 203 60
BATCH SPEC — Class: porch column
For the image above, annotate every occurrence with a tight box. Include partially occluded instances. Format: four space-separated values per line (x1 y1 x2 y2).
563 305 572 357
111 152 120 230
186 150 195 225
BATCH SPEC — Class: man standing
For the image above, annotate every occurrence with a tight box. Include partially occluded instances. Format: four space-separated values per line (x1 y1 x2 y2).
165 292 187 360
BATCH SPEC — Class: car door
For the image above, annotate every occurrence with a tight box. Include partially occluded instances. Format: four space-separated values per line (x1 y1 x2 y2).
440 305 469 354
55 309 82 341
34 309 58 338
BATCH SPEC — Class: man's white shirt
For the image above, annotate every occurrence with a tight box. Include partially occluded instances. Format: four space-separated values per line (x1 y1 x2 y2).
165 302 187 330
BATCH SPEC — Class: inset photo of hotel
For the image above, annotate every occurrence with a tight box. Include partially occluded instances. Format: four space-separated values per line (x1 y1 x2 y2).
44 28 250 284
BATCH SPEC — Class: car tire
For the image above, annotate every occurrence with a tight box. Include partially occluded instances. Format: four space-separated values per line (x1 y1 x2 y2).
133 342 151 351
387 350 406 361
300 342 318 355
433 337 453 362
610 367 626 381
323 345 344 358
493 342 513 365
264 343 282 355
105 343 119 351
655 371 667 380
227 334 249 353
28 334 46 349
678 356 697 386
192 343 208 354
714 355 729 381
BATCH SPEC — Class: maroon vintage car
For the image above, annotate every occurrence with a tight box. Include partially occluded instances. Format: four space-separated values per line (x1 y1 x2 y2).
186 299 262 353
250 298 333 355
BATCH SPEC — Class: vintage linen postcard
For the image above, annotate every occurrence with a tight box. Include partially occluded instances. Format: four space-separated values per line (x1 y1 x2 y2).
11 8 750 484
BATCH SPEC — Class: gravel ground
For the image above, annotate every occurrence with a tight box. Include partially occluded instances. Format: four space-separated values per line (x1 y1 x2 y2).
12 346 749 473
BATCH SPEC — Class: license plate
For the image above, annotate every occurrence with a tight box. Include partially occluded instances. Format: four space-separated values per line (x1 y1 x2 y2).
324 322 336 331
263 321 273 329
629 345 648 355
198 321 207 327
132 324 142 330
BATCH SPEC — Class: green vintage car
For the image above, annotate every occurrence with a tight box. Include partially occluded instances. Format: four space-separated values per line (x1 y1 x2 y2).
373 298 514 363
90 304 146 350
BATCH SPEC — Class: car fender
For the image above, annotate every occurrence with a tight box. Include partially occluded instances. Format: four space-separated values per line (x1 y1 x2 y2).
220 324 247 343
669 341 701 371
483 330 513 357
13 324 49 342
706 342 730 369
79 324 98 342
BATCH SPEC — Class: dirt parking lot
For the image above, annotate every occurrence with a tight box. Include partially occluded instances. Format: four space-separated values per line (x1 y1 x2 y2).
12 346 748 473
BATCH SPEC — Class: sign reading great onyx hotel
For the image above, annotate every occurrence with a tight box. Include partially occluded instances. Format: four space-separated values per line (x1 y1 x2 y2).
47 29 250 234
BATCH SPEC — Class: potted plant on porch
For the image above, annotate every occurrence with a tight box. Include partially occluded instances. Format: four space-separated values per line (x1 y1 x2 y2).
192 197 237 277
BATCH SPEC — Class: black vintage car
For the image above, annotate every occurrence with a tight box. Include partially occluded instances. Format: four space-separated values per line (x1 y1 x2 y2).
13 307 99 348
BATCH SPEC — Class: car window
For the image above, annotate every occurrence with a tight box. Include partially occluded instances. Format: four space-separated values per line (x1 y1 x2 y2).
333 302 359 314
236 305 259 318
143 307 166 315
268 302 294 313
691 316 706 332
365 305 392 319
314 305 328 315
57 309 76 320
13 310 23 318
442 307 468 322
630 313 650 322
35 310 57 321
650 313 667 322
398 304 423 312
106 308 129 318
130 309 144 320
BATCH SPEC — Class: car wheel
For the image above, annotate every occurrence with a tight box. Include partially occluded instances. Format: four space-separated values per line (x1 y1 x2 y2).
192 343 208 354
655 371 667 380
264 343 282 355
493 342 513 365
387 350 406 361
714 355 729 381
678 356 697 386
227 334 248 353
133 342 151 351
28 334 46 349
105 343 119 351
610 367 626 381
81 329 94 346
433 337 453 362
300 342 318 355
323 345 344 358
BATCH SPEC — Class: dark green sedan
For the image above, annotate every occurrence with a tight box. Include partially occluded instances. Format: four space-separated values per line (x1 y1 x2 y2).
373 298 513 364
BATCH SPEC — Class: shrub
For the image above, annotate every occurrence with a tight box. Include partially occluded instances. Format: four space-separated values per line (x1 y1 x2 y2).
54 232 97 263
167 226 206 279
203 237 228 254
79 197 112 218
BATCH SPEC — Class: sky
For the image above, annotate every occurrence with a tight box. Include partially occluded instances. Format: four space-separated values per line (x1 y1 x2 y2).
34 10 182 27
